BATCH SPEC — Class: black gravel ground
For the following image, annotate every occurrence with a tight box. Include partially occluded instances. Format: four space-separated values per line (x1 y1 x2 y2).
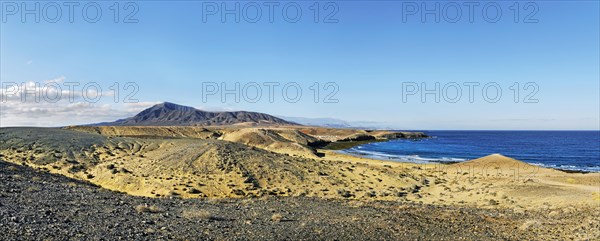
1 160 597 240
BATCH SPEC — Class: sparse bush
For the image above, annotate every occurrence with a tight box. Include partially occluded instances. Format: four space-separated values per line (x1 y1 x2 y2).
135 204 162 213
337 189 354 198
68 165 85 174
365 191 377 198
271 213 283 222
26 186 41 192
232 189 246 196
182 209 222 221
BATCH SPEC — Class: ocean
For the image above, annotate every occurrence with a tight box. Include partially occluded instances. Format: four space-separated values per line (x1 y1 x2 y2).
341 131 600 172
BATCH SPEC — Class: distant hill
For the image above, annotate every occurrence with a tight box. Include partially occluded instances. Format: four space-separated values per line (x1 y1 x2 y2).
92 102 298 126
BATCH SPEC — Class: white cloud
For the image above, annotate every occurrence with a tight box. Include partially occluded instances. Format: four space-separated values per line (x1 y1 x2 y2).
26 60 33 65
0 77 153 127
0 99 135 127
43 76 66 84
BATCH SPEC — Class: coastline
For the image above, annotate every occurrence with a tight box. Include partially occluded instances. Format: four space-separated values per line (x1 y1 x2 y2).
334 147 595 174
2 127 598 206
334 130 600 174
1 126 599 241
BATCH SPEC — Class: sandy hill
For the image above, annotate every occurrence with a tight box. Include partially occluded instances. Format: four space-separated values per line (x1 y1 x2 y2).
64 126 427 158
431 153 600 208
93 102 298 126
0 127 425 199
65 126 325 157
458 153 542 170
218 128 320 157
461 154 536 167
451 153 564 178
66 126 220 139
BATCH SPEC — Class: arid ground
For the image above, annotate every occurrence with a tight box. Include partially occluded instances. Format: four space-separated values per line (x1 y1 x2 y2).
1 126 598 240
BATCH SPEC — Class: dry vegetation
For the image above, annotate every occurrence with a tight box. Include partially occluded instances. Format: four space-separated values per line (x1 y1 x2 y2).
135 204 163 213
1 126 598 215
271 213 283 222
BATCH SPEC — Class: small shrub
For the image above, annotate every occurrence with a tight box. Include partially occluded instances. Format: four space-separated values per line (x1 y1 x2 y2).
26 186 41 192
337 189 354 198
135 204 162 213
271 213 283 222
182 209 222 221
68 165 85 174
187 188 202 194
365 191 377 198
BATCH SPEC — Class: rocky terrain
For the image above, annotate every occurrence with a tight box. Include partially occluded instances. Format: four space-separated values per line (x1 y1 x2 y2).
2 160 598 240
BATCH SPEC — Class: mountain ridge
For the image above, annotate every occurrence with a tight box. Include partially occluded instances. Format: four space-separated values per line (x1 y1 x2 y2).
91 102 298 126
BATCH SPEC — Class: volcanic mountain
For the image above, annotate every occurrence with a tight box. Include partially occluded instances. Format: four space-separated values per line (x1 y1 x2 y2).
94 102 298 126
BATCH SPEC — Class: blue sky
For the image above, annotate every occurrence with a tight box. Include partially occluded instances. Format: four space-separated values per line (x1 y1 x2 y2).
1 1 599 130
